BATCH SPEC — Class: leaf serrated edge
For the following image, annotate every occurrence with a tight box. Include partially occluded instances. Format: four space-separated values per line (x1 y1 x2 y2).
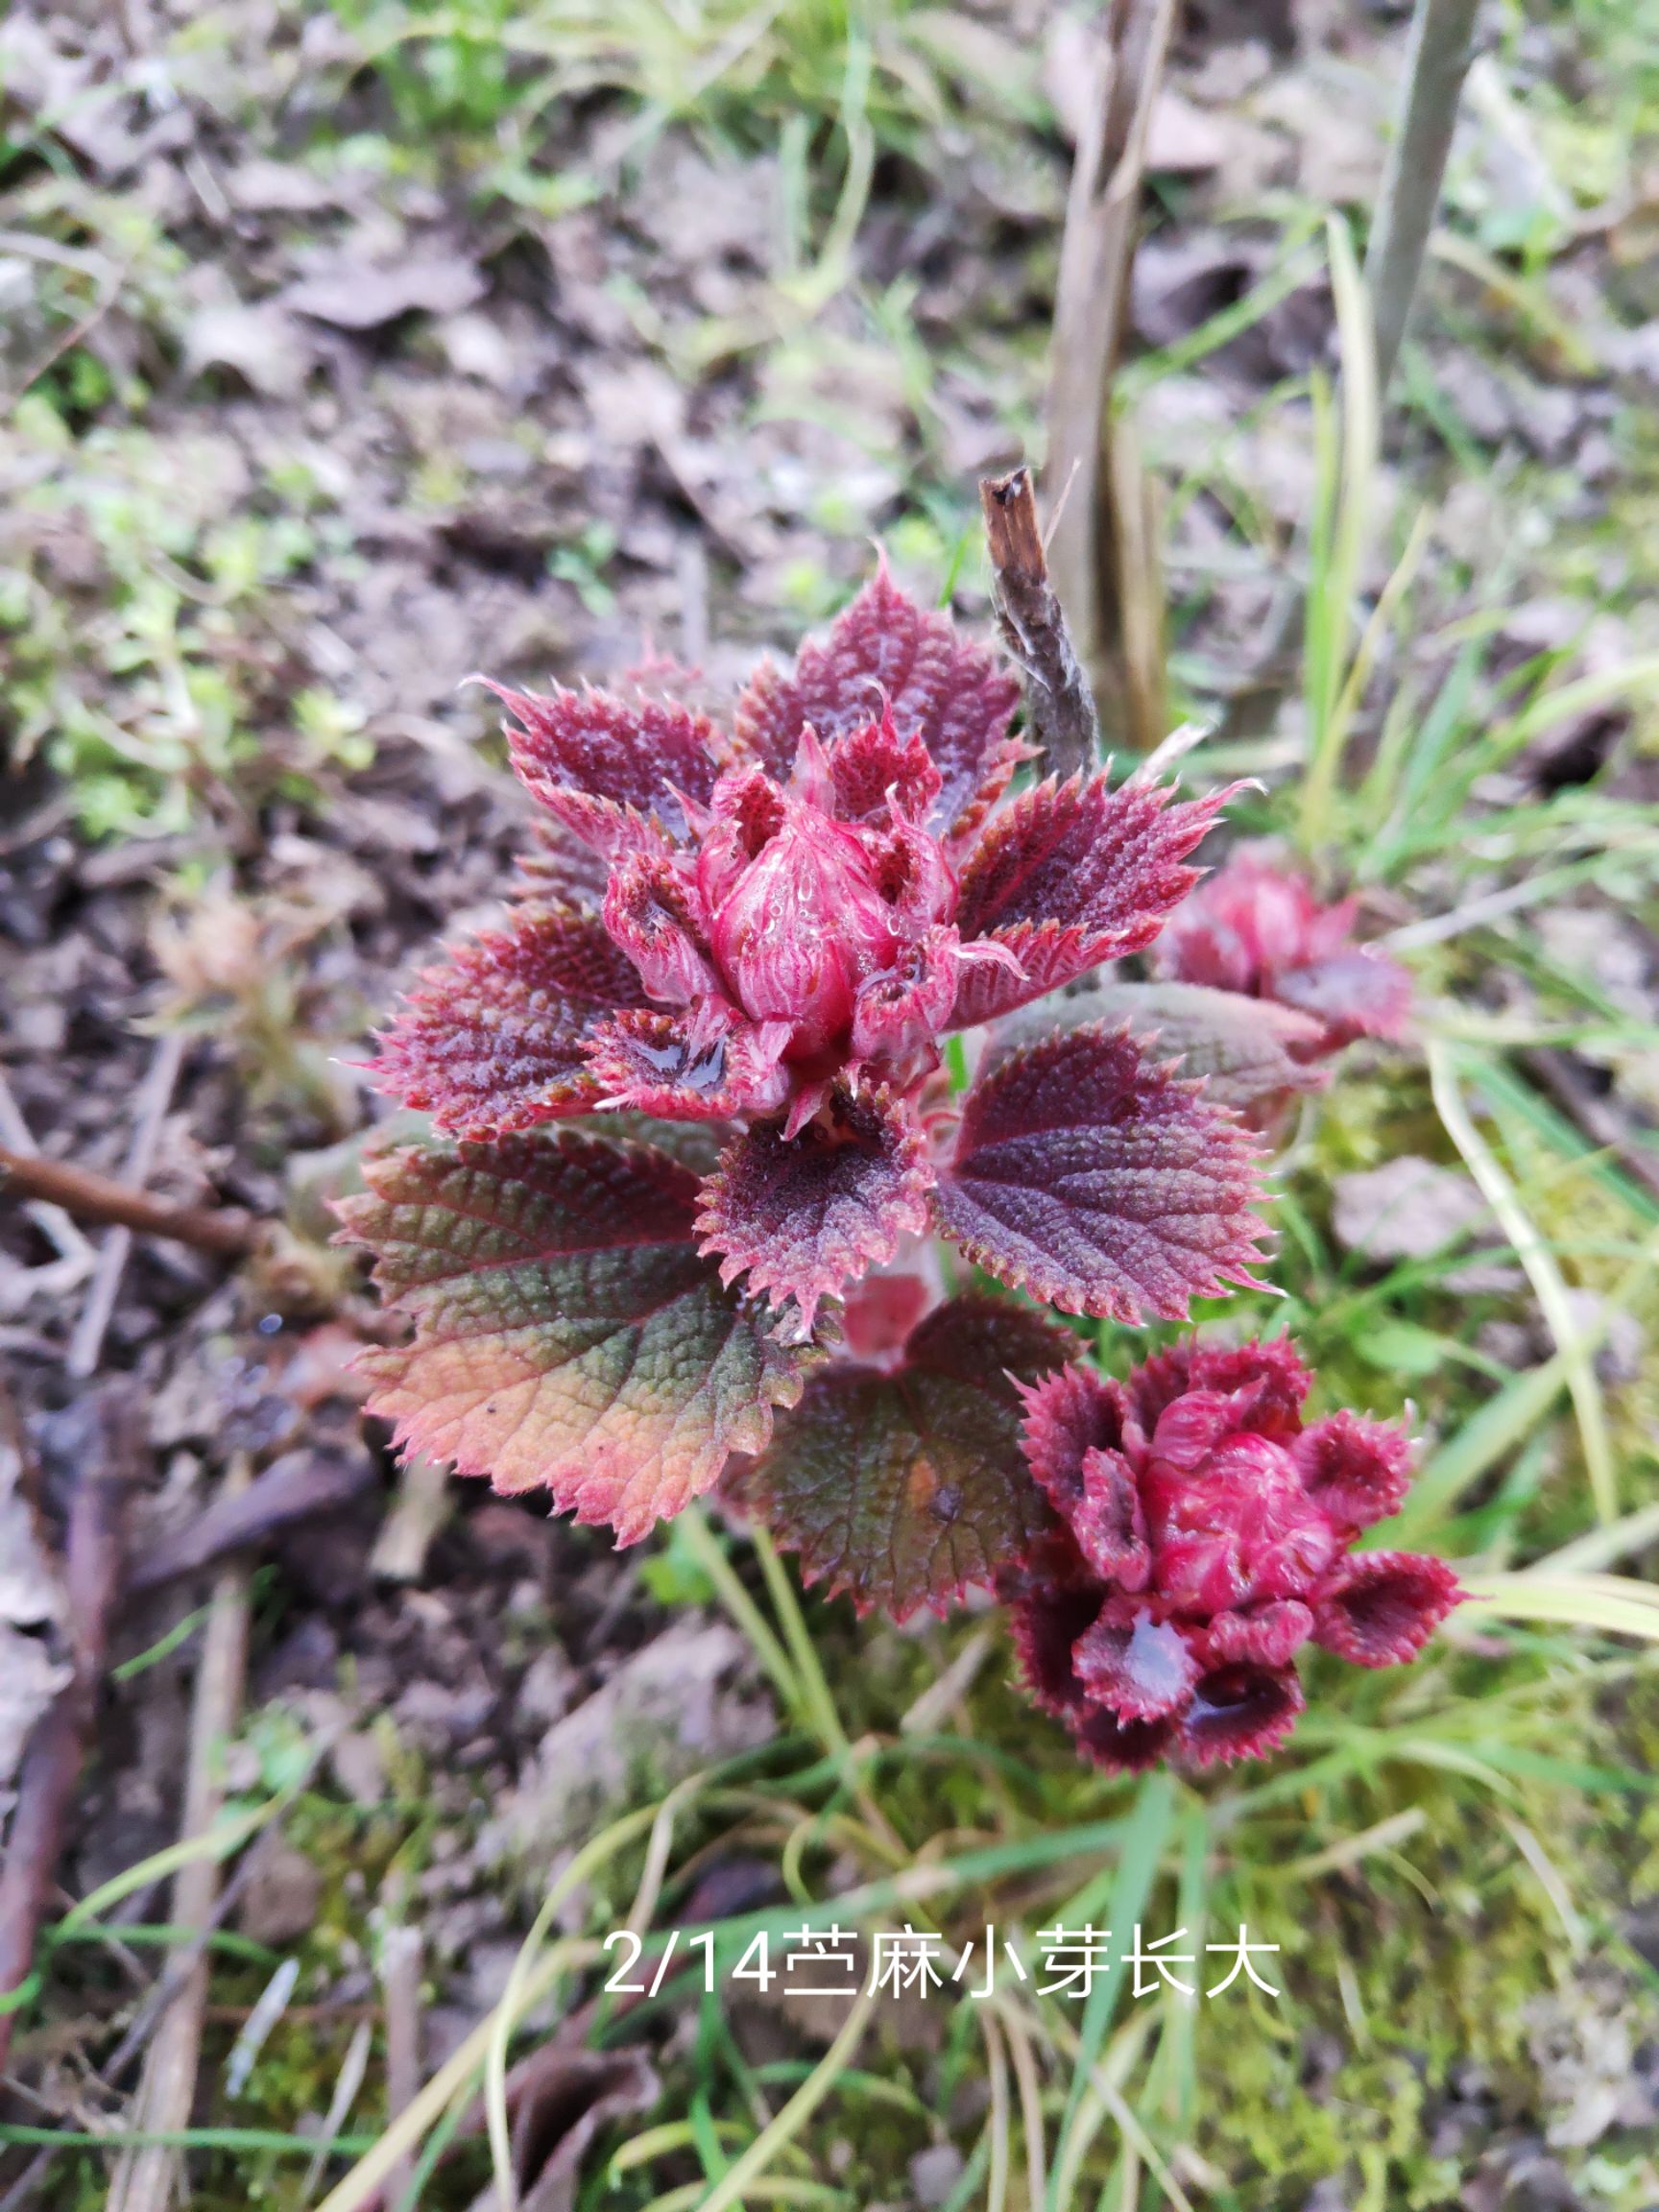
330 1123 703 1267
332 1126 815 1541
749 1293 1073 1623
691 1092 936 1334
367 902 637 1139
936 1021 1274 1321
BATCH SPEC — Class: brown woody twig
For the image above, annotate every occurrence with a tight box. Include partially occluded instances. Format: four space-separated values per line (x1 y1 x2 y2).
1043 0 1179 746
68 1033 187 1380
108 1457 254 2212
0 1384 140 2074
0 1147 256 1259
979 467 1100 781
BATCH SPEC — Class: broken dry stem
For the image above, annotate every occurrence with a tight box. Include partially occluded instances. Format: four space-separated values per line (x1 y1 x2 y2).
0 1146 256 1258
0 1386 138 2073
1365 0 1482 390
1043 0 1179 731
108 1455 254 2212
979 466 1099 779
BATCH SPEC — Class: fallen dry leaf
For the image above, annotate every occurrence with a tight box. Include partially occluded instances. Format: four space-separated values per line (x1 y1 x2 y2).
184 300 313 400
0 1423 68 1794
127 1448 376 1595
465 2044 659 2212
283 253 486 331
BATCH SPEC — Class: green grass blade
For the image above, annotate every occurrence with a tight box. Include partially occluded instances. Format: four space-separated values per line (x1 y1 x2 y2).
1048 1771 1177 2212
1429 1040 1617 1524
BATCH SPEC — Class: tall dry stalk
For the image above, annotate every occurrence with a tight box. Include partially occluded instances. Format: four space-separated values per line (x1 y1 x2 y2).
1043 0 1179 752
1365 0 1482 389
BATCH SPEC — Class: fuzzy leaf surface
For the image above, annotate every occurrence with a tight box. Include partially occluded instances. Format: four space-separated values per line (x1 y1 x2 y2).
734 565 1022 834
743 1297 1072 1618
989 980 1329 1116
950 775 1227 1022
336 1131 809 1544
516 819 612 917
373 907 646 1138
696 1090 934 1334
494 683 724 852
935 1023 1267 1321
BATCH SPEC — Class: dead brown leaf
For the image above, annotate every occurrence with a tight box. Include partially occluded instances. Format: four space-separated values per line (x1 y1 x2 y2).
464 2044 659 2212
283 254 486 331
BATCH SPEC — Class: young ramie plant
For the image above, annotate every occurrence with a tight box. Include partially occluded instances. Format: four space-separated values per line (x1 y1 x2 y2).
337 560 1451 1773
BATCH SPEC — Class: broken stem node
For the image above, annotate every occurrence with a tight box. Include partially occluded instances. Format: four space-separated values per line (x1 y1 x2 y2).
979 465 1100 781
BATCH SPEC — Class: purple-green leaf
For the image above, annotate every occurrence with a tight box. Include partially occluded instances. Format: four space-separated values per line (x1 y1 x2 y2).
740 1297 1072 1619
934 1023 1269 1321
335 1130 811 1545
696 1088 935 1335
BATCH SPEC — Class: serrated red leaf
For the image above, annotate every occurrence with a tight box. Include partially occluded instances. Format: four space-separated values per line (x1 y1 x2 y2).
1072 1705 1180 1774
1180 1664 1304 1768
1126 1335 1310 1441
583 1006 788 1120
935 1024 1268 1322
984 980 1329 1118
740 1296 1073 1619
373 907 647 1138
695 1089 935 1334
850 926 961 1068
601 853 718 1004
1311 1551 1462 1666
493 682 725 854
334 1131 810 1545
1075 1602 1199 1722
1291 1410 1413 1533
1005 1334 1460 1775
944 919 1103 1030
1018 1361 1126 1514
1008 1583 1105 1718
828 710 942 824
733 564 1023 837
950 775 1229 1019
516 819 613 916
1188 1599 1313 1671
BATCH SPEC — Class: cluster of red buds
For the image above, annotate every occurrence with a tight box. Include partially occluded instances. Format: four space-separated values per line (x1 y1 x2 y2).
1154 850 1411 1061
1006 1339 1461 1772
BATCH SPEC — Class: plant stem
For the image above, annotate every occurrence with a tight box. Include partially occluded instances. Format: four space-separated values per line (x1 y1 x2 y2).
108 1456 253 2212
1365 0 1481 391
0 1385 137 2071
1428 1042 1617 1526
979 465 1098 778
1043 0 1179 735
677 1505 804 1727
0 1145 255 1257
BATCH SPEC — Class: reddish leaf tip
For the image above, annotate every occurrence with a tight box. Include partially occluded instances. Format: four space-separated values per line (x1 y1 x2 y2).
1154 850 1413 1058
